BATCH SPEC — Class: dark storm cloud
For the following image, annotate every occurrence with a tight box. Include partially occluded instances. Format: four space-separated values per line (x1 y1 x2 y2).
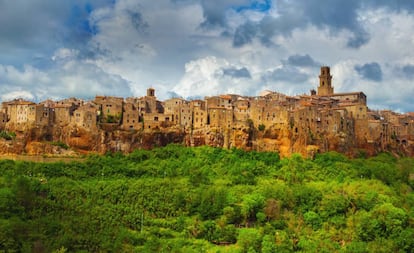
355 62 383 82
263 66 309 83
222 67 251 78
283 54 319 67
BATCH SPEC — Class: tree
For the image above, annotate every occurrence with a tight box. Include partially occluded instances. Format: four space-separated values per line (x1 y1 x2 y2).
264 198 281 221
303 211 322 230
241 193 265 226
237 228 262 253
261 234 277 253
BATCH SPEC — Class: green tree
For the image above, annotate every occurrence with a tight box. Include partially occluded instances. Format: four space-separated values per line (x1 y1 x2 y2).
303 211 322 230
237 228 262 253
241 193 265 226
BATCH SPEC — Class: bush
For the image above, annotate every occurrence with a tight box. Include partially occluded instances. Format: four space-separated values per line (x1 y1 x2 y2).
258 124 266 131
0 131 16 140
51 141 69 150
303 211 322 230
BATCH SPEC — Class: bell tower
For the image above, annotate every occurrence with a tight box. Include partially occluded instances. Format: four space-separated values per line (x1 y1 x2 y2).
317 66 334 96
147 87 155 97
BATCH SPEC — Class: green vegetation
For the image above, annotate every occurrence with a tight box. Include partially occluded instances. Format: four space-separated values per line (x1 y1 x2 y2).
50 141 69 150
258 124 266 131
105 113 122 123
0 130 16 140
0 145 413 252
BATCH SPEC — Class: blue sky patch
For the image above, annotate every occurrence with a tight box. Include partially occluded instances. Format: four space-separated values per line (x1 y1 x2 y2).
234 0 271 13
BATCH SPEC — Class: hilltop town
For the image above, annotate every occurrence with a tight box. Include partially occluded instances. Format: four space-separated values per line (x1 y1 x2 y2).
0 66 413 157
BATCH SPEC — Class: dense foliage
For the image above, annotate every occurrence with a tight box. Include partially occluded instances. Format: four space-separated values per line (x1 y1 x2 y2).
0 145 413 252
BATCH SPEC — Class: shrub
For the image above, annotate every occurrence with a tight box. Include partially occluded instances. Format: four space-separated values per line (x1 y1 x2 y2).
0 131 16 140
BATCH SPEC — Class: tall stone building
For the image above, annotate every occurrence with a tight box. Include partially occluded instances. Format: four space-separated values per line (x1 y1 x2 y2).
317 66 334 96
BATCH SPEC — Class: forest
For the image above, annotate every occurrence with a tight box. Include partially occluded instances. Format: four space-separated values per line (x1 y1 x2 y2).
0 144 413 252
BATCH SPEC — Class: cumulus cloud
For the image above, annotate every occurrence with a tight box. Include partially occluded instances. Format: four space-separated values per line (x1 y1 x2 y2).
355 62 383 82
172 56 258 98
0 58 132 102
1 90 35 102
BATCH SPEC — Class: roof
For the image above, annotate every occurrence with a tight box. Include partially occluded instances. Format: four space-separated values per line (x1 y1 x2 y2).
4 99 35 105
330 91 366 97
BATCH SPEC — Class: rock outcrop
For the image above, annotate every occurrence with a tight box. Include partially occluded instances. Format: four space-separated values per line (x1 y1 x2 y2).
1 121 413 158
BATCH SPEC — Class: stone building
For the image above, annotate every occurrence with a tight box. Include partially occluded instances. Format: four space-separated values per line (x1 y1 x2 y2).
179 101 193 129
191 100 207 129
207 107 233 129
139 88 164 114
317 66 334 96
121 100 142 130
164 97 187 127
72 102 99 130
143 113 174 130
0 110 7 129
3 99 36 129
94 96 124 124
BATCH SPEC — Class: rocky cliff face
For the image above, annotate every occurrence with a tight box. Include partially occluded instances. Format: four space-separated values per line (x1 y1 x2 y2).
1 123 413 157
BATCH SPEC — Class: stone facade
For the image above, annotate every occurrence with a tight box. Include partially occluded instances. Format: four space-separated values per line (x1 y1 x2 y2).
1 66 413 156
72 102 98 131
94 96 123 124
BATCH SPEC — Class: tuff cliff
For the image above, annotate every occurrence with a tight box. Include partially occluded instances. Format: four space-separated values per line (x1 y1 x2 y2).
1 122 412 158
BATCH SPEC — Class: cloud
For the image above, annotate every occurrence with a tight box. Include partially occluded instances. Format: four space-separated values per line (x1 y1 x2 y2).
0 1 112 66
1 90 35 102
354 62 383 81
233 22 258 47
283 54 320 67
262 66 310 83
401 64 414 79
222 67 251 78
199 0 250 28
221 0 414 50
0 58 132 102
172 56 258 98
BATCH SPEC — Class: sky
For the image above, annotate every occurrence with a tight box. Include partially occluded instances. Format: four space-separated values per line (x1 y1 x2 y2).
1 0 414 112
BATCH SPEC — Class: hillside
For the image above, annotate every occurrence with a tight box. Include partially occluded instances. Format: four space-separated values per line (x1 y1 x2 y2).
0 145 413 252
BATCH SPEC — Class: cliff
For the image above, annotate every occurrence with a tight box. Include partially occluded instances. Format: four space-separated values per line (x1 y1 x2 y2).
1 122 413 158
